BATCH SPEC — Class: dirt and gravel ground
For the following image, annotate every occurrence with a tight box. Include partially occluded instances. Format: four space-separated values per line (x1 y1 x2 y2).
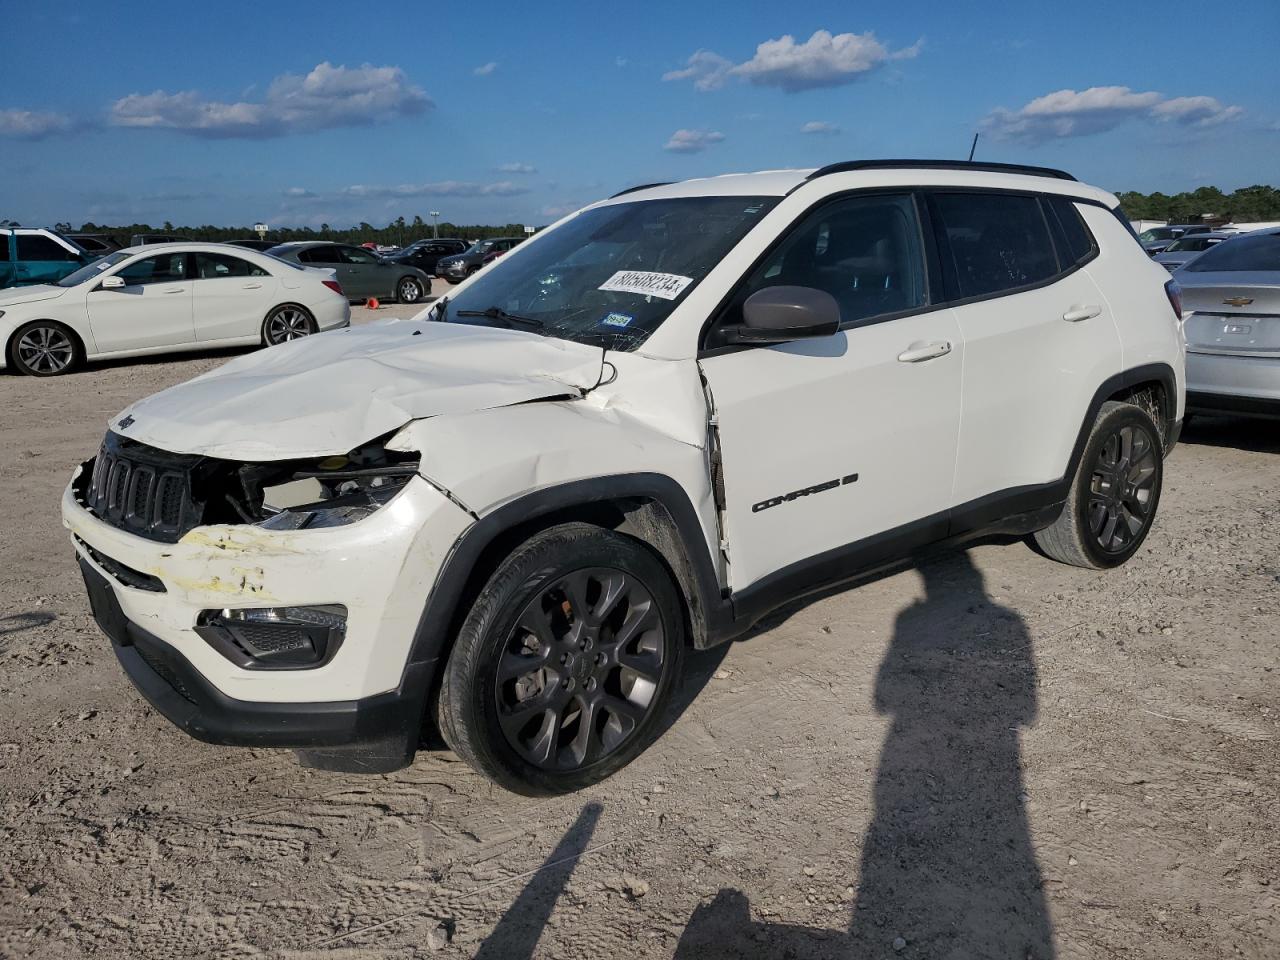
1 288 1277 959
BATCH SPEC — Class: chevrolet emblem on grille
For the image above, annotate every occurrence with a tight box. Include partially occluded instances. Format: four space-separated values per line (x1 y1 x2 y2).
117 414 135 430
1222 297 1254 307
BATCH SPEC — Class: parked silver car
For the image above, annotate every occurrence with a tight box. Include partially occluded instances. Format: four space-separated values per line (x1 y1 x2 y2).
1176 228 1280 418
1153 232 1232 273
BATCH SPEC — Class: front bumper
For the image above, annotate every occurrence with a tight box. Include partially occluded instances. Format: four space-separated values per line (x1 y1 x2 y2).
81 557 430 770
64 465 474 765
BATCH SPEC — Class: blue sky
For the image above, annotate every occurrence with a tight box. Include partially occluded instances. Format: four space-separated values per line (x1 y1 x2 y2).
2 0 1277 230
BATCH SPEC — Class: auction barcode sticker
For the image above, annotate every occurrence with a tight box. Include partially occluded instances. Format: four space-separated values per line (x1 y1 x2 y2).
598 270 694 301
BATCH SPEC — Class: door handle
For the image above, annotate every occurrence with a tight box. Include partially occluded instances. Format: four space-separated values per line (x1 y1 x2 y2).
242 282 263 289
162 287 186 294
1062 304 1101 323
897 340 952 363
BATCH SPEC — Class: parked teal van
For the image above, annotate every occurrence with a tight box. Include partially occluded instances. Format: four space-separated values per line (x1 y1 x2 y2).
0 228 96 288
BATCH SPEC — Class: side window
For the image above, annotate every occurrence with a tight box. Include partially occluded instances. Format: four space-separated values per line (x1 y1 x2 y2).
929 192 1059 300
115 253 189 286
17 234 79 262
724 193 928 330
1044 196 1097 267
339 246 377 264
195 252 268 278
302 246 342 264
0 235 10 262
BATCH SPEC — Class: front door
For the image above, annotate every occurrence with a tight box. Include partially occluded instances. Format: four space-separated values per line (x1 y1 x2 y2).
699 192 963 593
337 245 388 299
87 251 194 351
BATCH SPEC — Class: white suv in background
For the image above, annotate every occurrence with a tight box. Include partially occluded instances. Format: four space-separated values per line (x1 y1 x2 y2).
63 161 1185 794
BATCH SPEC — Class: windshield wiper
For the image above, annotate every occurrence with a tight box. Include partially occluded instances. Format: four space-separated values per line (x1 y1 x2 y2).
454 306 544 329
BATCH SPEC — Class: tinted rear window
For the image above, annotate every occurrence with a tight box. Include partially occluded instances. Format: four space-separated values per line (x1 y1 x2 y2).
1186 233 1280 272
1045 197 1097 266
929 192 1059 299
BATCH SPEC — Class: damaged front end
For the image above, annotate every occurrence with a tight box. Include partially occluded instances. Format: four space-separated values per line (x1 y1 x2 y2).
76 430 420 542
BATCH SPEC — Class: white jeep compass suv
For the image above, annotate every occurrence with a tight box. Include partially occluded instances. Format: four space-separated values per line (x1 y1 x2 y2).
63 161 1186 795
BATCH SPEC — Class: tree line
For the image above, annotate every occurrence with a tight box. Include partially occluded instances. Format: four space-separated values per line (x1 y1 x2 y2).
1114 184 1280 223
2 214 534 249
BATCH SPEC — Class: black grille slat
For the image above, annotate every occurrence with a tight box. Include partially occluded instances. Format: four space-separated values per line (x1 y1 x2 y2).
81 433 204 543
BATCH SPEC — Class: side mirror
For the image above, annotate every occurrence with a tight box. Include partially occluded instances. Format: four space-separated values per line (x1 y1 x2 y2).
100 275 126 290
724 286 842 344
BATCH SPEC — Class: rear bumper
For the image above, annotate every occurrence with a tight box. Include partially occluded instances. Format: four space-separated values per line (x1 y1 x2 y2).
82 556 431 771
1186 350 1280 417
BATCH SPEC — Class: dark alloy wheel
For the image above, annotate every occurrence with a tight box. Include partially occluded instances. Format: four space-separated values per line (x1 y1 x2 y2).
437 523 685 795
262 305 316 345
10 321 80 376
397 276 424 303
1087 421 1159 555
1034 400 1164 569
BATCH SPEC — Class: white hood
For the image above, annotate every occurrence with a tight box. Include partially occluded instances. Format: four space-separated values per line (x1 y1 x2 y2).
112 320 605 460
0 283 66 306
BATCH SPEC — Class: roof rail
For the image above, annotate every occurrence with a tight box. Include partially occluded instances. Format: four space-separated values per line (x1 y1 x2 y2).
805 159 1077 183
609 181 674 199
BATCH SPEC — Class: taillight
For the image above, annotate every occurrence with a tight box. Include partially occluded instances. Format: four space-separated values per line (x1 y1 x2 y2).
1164 279 1183 321
322 279 344 297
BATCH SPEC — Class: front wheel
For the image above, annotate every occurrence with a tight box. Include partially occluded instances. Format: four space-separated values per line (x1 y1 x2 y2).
437 523 685 795
262 304 316 345
397 276 425 304
9 320 81 376
1034 400 1163 569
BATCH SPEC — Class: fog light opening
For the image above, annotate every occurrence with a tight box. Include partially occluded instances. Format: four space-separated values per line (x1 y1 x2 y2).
196 604 347 670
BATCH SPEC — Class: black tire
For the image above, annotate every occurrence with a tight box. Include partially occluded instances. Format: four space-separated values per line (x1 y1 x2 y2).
445 278 461 285
397 275 425 304
262 304 317 345
437 522 686 795
8 320 81 376
1034 400 1163 569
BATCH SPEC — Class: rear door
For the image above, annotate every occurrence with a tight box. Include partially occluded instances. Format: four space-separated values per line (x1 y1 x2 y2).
193 251 279 342
929 191 1122 509
87 251 195 351
14 232 83 285
300 246 352 296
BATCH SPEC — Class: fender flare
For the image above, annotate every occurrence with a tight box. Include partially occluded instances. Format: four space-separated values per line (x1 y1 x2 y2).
403 473 728 674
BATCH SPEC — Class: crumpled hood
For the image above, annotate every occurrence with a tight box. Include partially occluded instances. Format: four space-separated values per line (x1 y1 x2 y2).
0 283 66 306
112 320 604 460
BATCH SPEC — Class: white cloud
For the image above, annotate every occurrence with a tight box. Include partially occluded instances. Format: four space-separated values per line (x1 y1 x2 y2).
800 120 840 135
495 162 537 174
663 128 725 153
541 202 583 219
0 108 73 139
663 50 734 92
1151 95 1243 127
615 56 628 68
665 30 920 94
109 62 431 138
284 186 316 198
342 181 529 198
982 86 1243 143
473 62 498 77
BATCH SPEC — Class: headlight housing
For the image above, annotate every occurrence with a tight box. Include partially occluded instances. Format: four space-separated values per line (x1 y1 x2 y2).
250 442 419 531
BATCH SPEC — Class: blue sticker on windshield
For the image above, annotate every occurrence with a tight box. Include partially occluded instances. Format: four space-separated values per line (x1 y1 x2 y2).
600 312 634 328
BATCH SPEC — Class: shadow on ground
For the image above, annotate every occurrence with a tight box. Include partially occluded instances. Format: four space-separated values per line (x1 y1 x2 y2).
0 611 56 636
476 551 1055 959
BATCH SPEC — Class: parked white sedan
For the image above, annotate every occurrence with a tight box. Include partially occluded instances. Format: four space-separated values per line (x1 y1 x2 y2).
0 243 350 376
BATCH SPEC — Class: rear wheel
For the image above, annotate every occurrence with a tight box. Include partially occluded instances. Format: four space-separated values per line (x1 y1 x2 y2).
262 304 316 345
397 276 425 304
9 321 81 376
1034 400 1163 568
437 523 685 795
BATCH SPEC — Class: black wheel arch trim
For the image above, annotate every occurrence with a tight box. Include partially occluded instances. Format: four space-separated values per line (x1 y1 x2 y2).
403 474 730 674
